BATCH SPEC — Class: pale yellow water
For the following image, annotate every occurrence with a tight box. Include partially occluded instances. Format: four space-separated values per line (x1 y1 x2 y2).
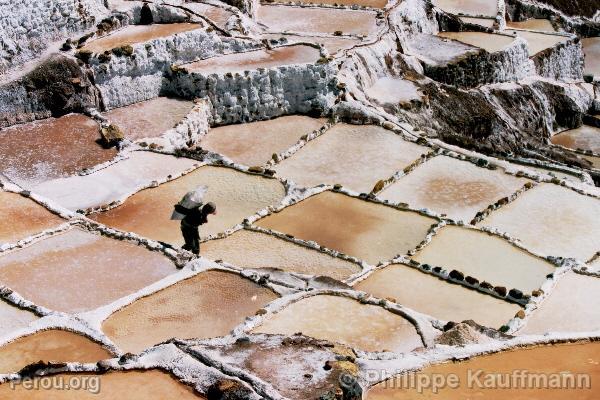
274 124 429 193
519 272 600 335
183 45 321 75
256 191 436 264
202 229 361 280
433 0 497 17
0 191 64 245
103 270 279 353
0 229 176 313
84 23 202 53
479 183 600 260
507 19 556 32
92 165 285 245
413 225 556 293
0 330 112 374
506 30 568 56
368 342 600 399
200 116 326 166
254 295 423 353
0 370 205 399
355 264 521 328
438 32 515 53
551 125 600 154
379 156 528 222
0 299 38 338
582 37 600 76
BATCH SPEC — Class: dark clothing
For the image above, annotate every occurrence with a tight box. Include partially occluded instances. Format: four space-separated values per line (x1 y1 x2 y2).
175 204 209 228
175 204 211 255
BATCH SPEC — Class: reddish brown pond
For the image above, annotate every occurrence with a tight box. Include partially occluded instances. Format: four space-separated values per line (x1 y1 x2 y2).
0 229 176 313
0 114 116 187
0 330 113 374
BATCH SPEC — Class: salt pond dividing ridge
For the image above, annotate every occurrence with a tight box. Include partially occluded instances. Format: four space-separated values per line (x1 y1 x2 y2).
0 0 600 398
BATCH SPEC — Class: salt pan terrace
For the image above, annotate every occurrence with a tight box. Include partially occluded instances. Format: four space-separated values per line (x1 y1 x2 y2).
505 29 568 56
432 0 498 17
506 19 556 32
551 125 600 154
281 0 389 7
260 33 360 54
437 31 516 53
583 37 600 77
365 77 423 106
0 299 37 337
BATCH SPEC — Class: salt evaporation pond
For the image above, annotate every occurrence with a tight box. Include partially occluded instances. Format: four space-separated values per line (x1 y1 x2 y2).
253 295 423 353
256 191 436 264
505 30 568 56
582 37 600 77
105 97 194 140
92 165 285 245
378 156 528 222
83 23 202 53
519 272 600 335
355 264 521 328
459 17 495 28
413 225 556 293
202 229 361 280
257 5 378 37
551 125 600 154
0 191 63 245
200 116 326 166
32 152 198 211
479 183 600 260
261 33 361 54
365 77 423 105
438 31 515 53
0 299 37 338
274 124 429 193
507 18 555 32
0 330 112 374
433 0 497 17
182 2 233 29
0 370 205 399
289 0 388 7
368 342 600 399
0 114 116 187
183 45 320 75
409 33 480 65
103 270 278 353
0 229 176 313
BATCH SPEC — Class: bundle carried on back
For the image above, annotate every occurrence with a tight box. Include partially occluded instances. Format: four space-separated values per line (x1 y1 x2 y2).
171 185 208 220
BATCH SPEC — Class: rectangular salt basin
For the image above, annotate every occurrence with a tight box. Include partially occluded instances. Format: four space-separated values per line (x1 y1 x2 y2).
0 299 37 338
183 45 321 75
200 116 326 166
365 77 423 105
0 114 116 187
287 0 388 7
31 151 198 211
0 229 176 313
518 272 600 335
202 229 361 280
478 183 600 260
368 342 600 399
83 23 202 53
257 6 378 37
433 0 497 17
551 125 600 154
102 270 278 353
274 124 429 193
378 156 528 222
0 191 63 245
582 37 600 76
413 225 555 293
355 264 521 328
92 165 285 245
505 30 568 56
437 31 516 53
506 19 556 32
261 34 361 54
459 17 495 28
253 295 423 353
409 33 480 65
104 97 194 140
256 191 436 264
182 2 233 29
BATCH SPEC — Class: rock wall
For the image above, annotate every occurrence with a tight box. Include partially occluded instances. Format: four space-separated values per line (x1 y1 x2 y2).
0 0 108 74
532 37 584 80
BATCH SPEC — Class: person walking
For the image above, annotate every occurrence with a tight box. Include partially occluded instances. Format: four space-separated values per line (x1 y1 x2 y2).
173 201 217 255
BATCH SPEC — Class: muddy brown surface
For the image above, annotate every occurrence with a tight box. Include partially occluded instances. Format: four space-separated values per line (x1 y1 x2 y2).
506 19 555 31
0 229 176 313
0 114 116 187
102 270 279 353
551 125 600 154
256 191 436 264
0 330 113 374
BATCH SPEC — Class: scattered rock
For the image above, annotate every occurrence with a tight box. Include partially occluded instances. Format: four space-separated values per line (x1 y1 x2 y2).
100 124 125 148
494 286 507 297
449 269 464 281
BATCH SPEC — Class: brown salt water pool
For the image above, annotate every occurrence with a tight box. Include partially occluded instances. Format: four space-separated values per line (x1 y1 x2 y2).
0 330 112 374
0 191 63 245
0 370 205 399
104 97 194 140
413 225 556 294
378 156 528 222
200 116 326 166
551 125 600 154
273 124 429 193
433 0 497 17
256 191 436 264
182 2 233 29
183 45 320 75
507 19 556 32
92 165 285 245
261 33 361 54
83 23 202 53
582 37 600 77
285 0 388 7
438 31 516 53
102 270 279 353
0 298 38 338
505 29 568 56
253 295 423 353
0 114 116 187
459 17 495 28
202 229 361 280
355 264 521 328
0 229 176 313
